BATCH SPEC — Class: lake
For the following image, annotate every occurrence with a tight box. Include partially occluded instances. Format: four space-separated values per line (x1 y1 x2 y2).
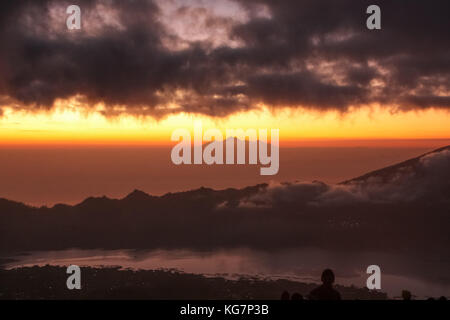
2 248 449 299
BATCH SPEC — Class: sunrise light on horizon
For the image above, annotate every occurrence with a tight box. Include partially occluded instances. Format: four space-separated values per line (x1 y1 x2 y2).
1 100 449 146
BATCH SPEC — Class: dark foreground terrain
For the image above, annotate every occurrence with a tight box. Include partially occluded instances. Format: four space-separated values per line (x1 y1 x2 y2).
0 266 386 300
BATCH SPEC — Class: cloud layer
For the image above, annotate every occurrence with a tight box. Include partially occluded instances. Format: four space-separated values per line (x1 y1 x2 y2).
0 0 449 117
238 147 450 207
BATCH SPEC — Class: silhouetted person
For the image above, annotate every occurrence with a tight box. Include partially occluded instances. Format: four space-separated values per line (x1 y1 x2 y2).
291 292 303 300
438 296 447 301
281 291 290 300
401 290 412 300
308 269 341 300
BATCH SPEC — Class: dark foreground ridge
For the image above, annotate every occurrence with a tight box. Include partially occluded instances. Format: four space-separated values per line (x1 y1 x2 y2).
0 265 386 300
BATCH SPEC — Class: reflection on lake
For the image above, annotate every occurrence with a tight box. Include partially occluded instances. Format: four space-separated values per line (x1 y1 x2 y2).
2 248 449 299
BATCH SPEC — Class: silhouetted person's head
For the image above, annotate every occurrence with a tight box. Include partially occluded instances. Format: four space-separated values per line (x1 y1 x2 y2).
308 269 341 300
281 291 290 300
291 292 303 300
438 296 447 301
321 269 335 286
402 290 412 300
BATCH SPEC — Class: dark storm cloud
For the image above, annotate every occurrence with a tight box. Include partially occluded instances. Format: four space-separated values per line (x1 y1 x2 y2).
0 0 449 116
244 72 370 110
229 0 450 110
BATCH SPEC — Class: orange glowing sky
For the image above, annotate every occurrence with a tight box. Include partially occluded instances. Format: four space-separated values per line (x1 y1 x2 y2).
1 99 449 147
1 1 449 150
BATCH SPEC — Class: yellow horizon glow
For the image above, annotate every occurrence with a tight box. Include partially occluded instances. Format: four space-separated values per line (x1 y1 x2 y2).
1 100 450 147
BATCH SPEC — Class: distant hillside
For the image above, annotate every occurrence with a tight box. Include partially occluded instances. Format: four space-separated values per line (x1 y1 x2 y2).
341 145 450 185
0 147 449 280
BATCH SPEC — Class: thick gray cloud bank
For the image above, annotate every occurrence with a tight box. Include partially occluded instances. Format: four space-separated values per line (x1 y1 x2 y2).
0 0 449 116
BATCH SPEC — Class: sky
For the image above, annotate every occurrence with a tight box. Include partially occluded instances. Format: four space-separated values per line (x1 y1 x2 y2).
0 0 449 145
0 0 449 204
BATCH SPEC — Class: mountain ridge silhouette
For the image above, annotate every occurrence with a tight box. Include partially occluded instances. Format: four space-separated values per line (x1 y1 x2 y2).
1 145 448 209
0 145 448 268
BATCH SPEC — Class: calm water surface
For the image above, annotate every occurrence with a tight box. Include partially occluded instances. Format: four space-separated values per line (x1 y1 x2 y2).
3 248 449 299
